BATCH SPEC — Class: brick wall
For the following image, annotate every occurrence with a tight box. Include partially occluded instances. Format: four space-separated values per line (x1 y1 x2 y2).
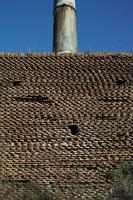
0 53 133 199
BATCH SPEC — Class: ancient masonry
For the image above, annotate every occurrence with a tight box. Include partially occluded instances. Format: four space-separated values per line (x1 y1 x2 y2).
0 53 133 199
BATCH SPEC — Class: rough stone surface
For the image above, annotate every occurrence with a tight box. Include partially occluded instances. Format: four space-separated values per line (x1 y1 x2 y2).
0 53 133 199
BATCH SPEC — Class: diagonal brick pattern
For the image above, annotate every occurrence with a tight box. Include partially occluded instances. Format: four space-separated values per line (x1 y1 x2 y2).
0 53 133 199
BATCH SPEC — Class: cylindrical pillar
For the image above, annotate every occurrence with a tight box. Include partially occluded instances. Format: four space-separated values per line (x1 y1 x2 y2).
53 0 77 53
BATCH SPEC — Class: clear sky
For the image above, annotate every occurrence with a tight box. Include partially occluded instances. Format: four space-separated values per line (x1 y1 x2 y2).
0 0 133 53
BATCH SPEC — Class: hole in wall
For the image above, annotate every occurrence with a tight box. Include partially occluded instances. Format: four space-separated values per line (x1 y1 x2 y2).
86 166 97 171
12 96 52 104
13 80 21 86
116 79 126 86
48 138 51 143
68 124 79 136
96 114 116 120
98 97 128 102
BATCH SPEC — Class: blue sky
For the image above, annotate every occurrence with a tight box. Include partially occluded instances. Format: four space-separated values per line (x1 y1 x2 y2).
0 0 133 53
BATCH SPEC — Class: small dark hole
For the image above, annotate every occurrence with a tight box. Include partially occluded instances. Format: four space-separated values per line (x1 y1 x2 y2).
98 97 128 102
68 124 79 136
96 115 116 120
116 79 126 86
13 95 52 104
48 139 51 143
86 166 97 171
13 80 21 86
31 95 44 103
